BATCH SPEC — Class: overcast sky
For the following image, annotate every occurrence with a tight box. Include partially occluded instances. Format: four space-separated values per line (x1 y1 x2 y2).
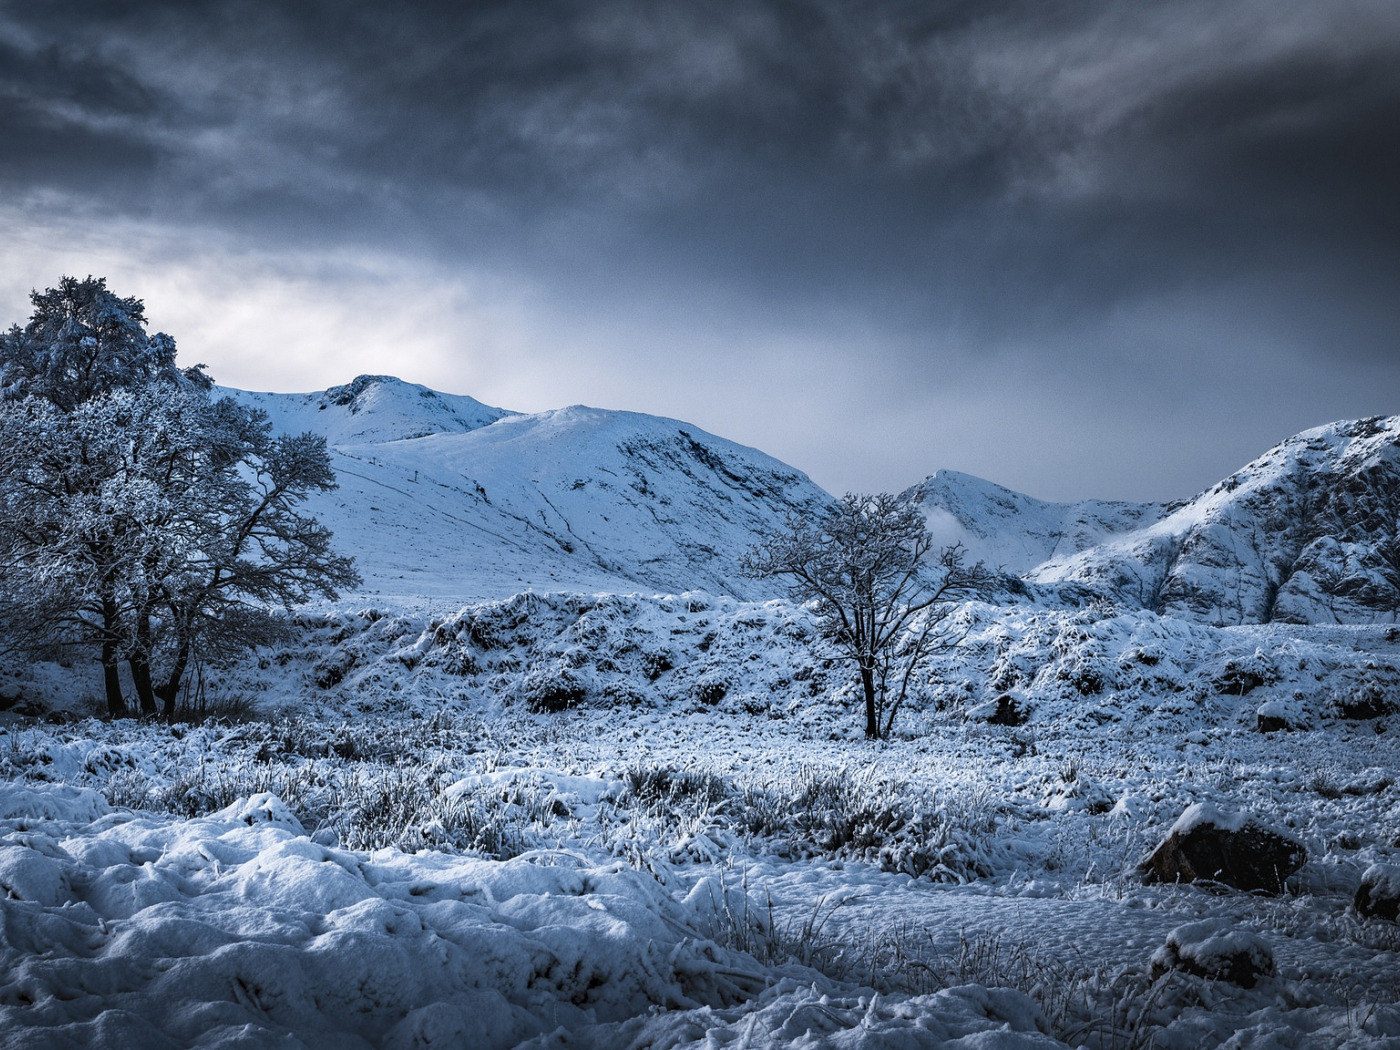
2 0 1397 501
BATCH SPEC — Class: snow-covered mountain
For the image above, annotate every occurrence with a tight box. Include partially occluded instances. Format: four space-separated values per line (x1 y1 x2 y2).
223 376 831 601
912 418 1400 625
1029 417 1400 624
224 377 1399 624
230 373 513 445
906 470 1173 575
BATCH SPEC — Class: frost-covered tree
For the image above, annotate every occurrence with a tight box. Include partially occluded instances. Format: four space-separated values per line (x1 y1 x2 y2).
0 276 358 718
0 394 145 715
131 410 360 720
0 275 208 409
744 492 991 739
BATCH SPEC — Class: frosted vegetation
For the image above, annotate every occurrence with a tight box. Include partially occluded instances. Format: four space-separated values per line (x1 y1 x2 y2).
3 279 1400 1048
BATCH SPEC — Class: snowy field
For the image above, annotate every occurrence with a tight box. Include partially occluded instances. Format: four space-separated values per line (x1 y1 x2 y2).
4 593 1400 1048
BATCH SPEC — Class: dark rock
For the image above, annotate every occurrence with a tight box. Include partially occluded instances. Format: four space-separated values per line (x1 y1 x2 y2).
1354 864 1400 922
1255 701 1304 733
1142 804 1305 894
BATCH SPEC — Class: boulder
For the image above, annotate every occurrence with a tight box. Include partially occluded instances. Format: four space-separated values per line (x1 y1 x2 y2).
1354 863 1400 922
1150 919 1274 988
1255 700 1304 733
1142 803 1305 894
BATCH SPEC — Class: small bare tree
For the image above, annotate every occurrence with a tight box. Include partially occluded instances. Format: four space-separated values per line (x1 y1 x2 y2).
744 492 991 739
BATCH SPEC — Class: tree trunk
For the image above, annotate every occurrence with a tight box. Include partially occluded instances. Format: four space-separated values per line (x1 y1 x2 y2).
128 609 158 716
860 663 879 739
129 652 158 716
158 639 191 722
101 639 126 718
100 594 126 718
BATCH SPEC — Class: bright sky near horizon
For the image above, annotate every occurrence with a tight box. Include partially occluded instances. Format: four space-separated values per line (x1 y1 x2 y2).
3 0 1397 502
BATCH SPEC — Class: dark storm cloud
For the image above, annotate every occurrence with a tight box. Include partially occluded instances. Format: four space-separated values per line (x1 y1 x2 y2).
2 0 1398 498
6 1 1396 282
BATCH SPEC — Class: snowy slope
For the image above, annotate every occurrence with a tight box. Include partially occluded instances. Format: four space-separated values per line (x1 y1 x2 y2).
1030 416 1400 624
907 470 1171 575
909 421 1400 625
222 377 832 601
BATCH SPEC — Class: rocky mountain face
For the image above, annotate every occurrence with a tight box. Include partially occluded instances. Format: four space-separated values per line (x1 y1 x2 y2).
222 376 831 602
913 418 1400 625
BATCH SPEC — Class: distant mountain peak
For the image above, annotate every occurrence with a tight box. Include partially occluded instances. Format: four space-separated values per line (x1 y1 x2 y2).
226 376 513 446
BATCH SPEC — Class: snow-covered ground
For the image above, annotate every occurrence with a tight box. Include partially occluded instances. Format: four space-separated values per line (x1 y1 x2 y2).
5 593 1400 1048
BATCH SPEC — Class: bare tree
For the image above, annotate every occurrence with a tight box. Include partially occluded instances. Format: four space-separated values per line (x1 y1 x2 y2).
744 492 991 739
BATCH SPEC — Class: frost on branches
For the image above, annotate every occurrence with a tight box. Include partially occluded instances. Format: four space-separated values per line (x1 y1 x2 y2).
745 492 992 739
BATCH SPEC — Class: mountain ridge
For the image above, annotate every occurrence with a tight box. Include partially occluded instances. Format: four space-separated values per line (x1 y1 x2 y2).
221 376 1399 625
222 376 830 602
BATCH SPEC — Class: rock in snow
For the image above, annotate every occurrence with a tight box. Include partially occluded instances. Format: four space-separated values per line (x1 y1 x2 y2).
1150 919 1275 987
1142 803 1306 894
1256 700 1305 733
1354 863 1400 922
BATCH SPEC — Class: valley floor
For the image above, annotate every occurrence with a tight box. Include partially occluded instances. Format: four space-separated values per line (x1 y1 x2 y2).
4 698 1400 1048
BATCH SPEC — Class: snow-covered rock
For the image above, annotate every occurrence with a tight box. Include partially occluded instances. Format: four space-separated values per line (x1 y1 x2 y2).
1142 803 1306 894
1150 919 1275 987
1354 863 1400 922
1256 699 1305 733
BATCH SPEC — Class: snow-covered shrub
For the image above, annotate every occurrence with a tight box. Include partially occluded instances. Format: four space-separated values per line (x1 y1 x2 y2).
168 688 258 725
684 874 860 980
625 764 729 810
335 768 545 857
519 664 589 712
1336 677 1397 720
752 769 996 883
313 649 356 689
968 694 1030 726
692 675 730 707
